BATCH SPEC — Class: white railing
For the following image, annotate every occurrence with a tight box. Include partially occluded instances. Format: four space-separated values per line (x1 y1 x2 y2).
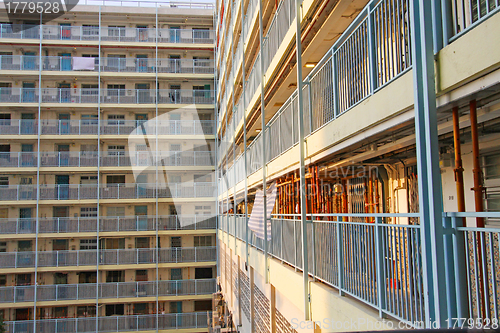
0 182 216 201
0 23 215 44
0 88 215 105
0 247 216 268
0 215 216 235
5 312 211 333
0 151 214 168
0 278 216 303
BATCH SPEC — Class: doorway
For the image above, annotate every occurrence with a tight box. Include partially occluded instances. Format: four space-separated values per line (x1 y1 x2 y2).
136 54 148 72
59 53 72 71
58 83 71 103
57 144 70 166
20 113 35 134
135 205 148 231
22 82 35 102
56 175 70 200
23 52 36 70
21 144 33 167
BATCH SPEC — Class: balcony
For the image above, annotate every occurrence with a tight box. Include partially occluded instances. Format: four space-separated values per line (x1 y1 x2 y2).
0 278 216 303
0 182 217 201
0 55 214 74
0 215 216 235
0 88 215 105
5 312 210 333
0 23 215 44
0 119 215 136
0 151 214 168
0 246 216 269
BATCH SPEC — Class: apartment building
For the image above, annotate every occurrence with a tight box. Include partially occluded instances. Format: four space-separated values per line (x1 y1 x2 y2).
0 1 217 332
216 0 500 331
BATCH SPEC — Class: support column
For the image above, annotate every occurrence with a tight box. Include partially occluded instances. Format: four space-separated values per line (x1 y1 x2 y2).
410 0 447 327
258 0 268 284
95 6 102 331
250 266 255 333
294 0 310 321
155 7 160 332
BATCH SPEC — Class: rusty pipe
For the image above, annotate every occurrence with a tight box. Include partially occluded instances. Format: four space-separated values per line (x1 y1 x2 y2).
469 100 485 228
452 107 466 225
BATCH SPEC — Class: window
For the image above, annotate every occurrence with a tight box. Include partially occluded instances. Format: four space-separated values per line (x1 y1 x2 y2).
0 177 8 187
80 176 98 185
82 25 99 36
0 242 6 252
193 56 210 68
194 300 212 312
192 28 210 39
80 207 97 218
107 85 125 96
77 305 96 317
107 175 125 185
108 26 125 37
106 270 124 283
0 83 12 95
107 145 125 156
194 174 211 182
194 236 212 247
136 270 148 281
195 267 213 279
0 114 11 126
195 205 212 216
81 84 98 95
80 239 97 250
483 151 500 226
107 114 125 125
18 240 32 251
134 303 148 315
81 115 98 126
0 275 6 286
53 239 68 251
135 237 149 249
107 207 125 217
106 304 124 316
103 238 125 250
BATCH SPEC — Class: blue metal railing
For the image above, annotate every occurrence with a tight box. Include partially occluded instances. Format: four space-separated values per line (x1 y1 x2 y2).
220 212 500 325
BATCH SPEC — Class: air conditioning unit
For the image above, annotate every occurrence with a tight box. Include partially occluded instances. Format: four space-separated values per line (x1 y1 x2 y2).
127 89 134 96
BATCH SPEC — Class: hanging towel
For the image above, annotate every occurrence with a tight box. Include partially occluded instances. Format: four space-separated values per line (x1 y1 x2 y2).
248 183 277 240
73 57 95 70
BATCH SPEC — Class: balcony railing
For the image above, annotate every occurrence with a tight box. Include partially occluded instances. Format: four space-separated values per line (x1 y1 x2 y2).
221 211 500 325
0 55 214 74
0 119 214 136
0 24 215 44
0 278 216 303
0 182 216 201
0 246 216 268
0 151 214 168
0 215 216 234
0 88 215 105
5 312 210 333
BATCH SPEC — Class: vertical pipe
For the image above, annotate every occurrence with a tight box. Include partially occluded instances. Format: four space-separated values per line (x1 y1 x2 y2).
469 99 487 318
240 0 250 302
452 107 466 222
294 0 310 321
258 0 268 283
155 7 160 332
470 100 484 228
33 11 43 330
96 6 102 331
